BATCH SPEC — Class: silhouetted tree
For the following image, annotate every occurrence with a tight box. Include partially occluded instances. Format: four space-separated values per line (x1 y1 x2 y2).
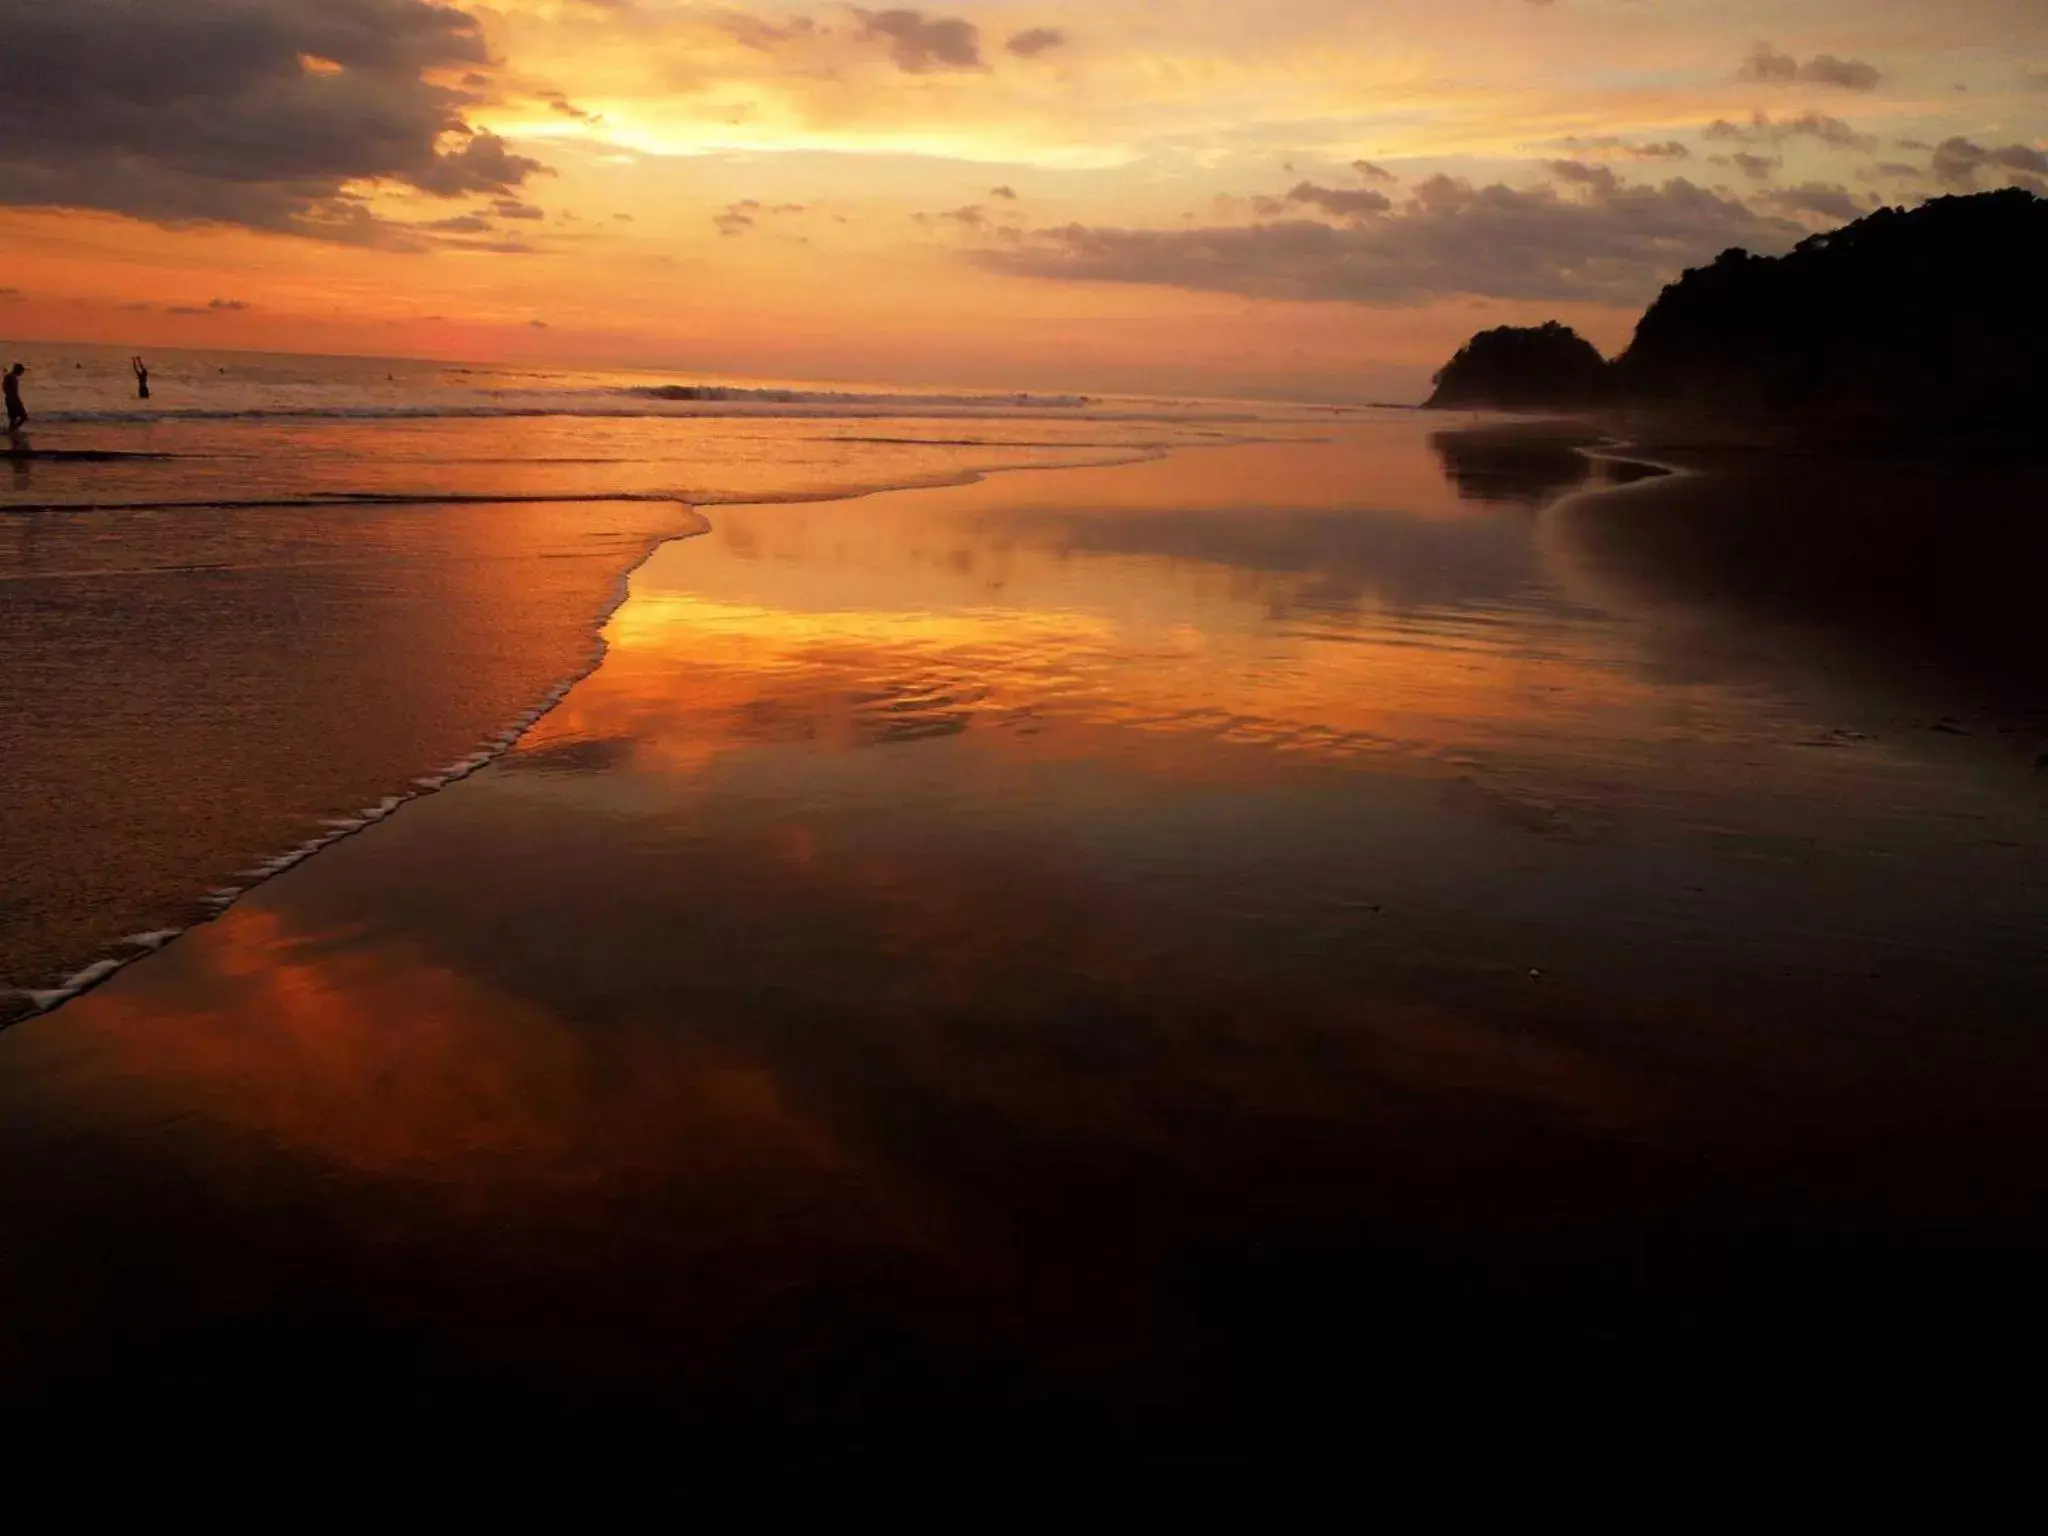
1614 189 2048 439
1424 322 1610 409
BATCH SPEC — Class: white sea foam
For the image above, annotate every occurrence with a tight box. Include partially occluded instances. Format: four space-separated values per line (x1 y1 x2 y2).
22 958 128 1013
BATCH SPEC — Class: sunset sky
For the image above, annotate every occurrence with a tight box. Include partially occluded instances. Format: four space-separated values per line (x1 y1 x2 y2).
2 0 2044 399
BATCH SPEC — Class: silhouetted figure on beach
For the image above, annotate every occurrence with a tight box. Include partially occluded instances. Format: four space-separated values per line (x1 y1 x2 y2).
4 364 26 434
132 357 150 400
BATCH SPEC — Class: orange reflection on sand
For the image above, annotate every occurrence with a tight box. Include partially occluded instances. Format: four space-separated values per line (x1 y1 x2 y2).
527 482 1663 796
66 907 876 1215
52 843 1648 1185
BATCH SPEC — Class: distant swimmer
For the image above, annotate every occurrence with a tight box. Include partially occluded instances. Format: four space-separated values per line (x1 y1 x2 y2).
132 356 150 400
4 363 26 433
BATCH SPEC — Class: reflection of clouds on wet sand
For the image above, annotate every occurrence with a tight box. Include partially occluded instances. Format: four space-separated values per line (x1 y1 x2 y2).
456 439 2048 1069
0 788 1699 1451
45 830 1654 1187
6 426 2048 1454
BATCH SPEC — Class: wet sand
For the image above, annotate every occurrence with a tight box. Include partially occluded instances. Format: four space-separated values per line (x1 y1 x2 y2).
2 425 2044 1455
1550 443 2048 767
0 495 704 1017
1 419 1177 1016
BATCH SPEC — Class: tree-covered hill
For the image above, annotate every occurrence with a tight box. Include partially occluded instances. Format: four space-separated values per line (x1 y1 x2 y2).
1423 190 2048 443
1614 189 2048 436
1423 322 1610 410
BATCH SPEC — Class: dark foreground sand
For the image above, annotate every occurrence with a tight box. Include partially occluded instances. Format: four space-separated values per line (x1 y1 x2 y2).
1564 429 2048 766
2 426 2043 1456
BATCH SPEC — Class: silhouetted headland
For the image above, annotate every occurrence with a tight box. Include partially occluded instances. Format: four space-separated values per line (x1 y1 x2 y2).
1428 189 2048 452
1423 321 1609 411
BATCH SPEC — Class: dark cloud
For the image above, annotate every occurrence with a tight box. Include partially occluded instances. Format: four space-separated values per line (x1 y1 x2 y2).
0 0 548 243
491 198 547 221
528 318 549 328
541 91 601 124
0 288 25 303
1705 111 1875 152
1932 137 1984 186
854 9 984 73
1800 55 1882 92
1760 183 1867 221
424 213 493 232
434 234 530 253
1728 153 1781 181
1870 162 1926 180
1931 137 2048 188
166 298 252 315
1736 42 1798 84
412 132 548 197
1284 181 1392 220
1006 27 1067 59
1352 160 1397 182
1547 160 1620 195
973 173 1800 307
712 12 818 50
990 185 1018 199
713 198 808 236
1553 138 1691 162
1737 42 1881 92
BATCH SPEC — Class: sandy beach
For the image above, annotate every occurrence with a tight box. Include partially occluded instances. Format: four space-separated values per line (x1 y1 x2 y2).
0 354 1222 1018
3 416 2044 1454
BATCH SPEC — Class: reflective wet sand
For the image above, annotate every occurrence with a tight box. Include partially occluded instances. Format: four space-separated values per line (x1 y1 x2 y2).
1 417 1190 1011
2 423 2043 1454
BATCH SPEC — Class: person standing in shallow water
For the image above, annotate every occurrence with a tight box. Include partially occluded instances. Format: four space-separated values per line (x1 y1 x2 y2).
132 357 150 400
4 364 26 433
